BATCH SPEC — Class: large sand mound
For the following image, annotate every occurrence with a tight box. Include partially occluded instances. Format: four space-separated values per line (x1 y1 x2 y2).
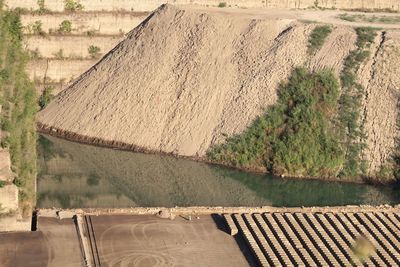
38 4 400 175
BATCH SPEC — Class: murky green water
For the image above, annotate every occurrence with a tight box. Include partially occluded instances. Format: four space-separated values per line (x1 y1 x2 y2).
37 134 400 208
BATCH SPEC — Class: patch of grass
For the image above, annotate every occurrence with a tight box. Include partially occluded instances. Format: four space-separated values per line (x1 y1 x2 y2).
36 0 50 15
339 13 400 24
87 173 100 186
57 20 72 34
342 8 398 14
88 45 101 59
307 25 332 54
218 2 227 8
208 67 344 178
0 3 38 214
26 20 46 36
64 0 83 12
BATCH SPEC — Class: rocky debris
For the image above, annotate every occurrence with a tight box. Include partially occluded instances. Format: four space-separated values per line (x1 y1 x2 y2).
156 208 176 220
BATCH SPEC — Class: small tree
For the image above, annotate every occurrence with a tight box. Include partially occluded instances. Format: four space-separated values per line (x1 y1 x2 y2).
39 86 54 109
88 45 101 59
57 20 72 34
64 0 83 12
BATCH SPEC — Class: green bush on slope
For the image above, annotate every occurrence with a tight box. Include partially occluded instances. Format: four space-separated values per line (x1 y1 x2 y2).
208 67 344 178
208 26 378 181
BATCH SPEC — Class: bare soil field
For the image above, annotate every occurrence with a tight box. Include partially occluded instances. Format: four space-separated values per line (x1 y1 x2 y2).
91 214 255 266
0 218 83 267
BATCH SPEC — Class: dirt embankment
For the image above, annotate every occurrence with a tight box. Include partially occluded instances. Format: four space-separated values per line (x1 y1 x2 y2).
38 4 400 178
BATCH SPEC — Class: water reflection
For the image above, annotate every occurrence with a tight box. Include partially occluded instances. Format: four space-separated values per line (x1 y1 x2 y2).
37 134 400 208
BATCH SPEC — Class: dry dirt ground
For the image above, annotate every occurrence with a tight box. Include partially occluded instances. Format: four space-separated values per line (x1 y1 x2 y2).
0 218 83 267
37 4 400 177
0 215 255 267
91 215 255 266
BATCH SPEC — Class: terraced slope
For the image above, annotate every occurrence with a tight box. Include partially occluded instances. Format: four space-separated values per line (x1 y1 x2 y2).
225 211 400 266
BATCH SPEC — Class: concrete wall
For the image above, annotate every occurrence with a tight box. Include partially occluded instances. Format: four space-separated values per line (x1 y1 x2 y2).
7 0 400 11
27 59 97 83
0 185 18 213
25 35 122 58
22 13 147 35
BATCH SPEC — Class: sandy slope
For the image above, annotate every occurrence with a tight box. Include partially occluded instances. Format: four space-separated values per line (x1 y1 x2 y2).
38 4 400 176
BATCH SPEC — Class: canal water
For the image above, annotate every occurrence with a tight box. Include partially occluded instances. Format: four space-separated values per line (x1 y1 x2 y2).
37 134 400 208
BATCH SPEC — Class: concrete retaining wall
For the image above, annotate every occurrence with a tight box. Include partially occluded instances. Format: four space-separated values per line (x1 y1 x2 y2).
22 13 147 35
0 185 18 213
7 0 400 12
25 35 122 58
27 59 97 83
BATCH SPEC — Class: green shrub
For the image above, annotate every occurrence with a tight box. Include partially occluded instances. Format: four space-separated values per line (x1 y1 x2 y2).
88 45 101 59
39 86 54 109
36 0 49 14
27 20 46 36
218 2 227 8
208 67 344 178
64 0 83 12
0 181 5 188
57 20 72 34
308 25 332 54
87 173 100 186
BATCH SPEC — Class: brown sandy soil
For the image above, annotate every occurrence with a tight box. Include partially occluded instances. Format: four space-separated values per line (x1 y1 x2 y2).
358 31 400 176
37 5 400 176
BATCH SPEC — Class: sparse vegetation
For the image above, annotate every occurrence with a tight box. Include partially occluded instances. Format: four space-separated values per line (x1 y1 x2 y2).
337 27 377 178
307 25 332 54
28 48 42 60
26 20 46 36
218 2 227 8
64 0 83 12
0 3 38 214
338 13 400 24
57 20 72 34
85 30 96 37
88 45 101 59
36 0 49 15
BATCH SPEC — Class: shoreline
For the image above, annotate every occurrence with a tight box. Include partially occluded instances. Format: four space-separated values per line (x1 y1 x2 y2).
37 122 394 187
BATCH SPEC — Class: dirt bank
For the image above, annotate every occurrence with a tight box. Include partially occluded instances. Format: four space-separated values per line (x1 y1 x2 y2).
38 4 400 178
